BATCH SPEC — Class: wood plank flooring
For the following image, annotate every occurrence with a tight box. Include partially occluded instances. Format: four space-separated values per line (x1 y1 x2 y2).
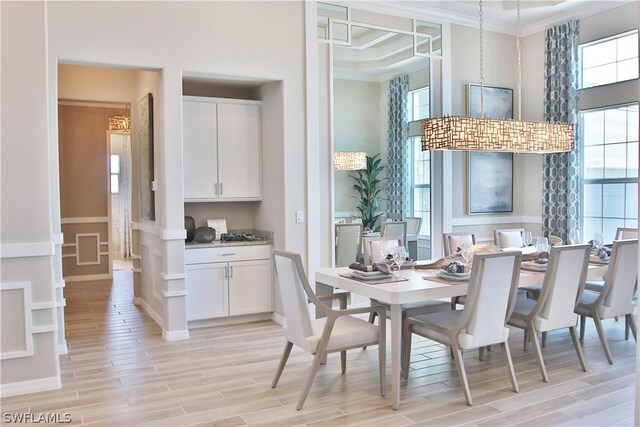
1 268 637 426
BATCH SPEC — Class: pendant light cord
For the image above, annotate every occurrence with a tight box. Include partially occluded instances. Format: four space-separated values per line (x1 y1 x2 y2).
517 0 522 121
479 0 484 118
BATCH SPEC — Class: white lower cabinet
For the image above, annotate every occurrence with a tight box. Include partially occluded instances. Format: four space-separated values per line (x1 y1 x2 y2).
185 245 272 322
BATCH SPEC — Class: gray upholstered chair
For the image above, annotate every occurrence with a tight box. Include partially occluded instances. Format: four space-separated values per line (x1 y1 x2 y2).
402 251 522 406
442 232 477 256
494 228 524 248
615 227 638 240
575 239 638 364
381 221 407 250
335 223 363 267
271 250 386 410
508 244 591 382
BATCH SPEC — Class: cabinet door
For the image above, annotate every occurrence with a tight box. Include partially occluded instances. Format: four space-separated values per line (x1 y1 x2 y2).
228 259 272 316
217 103 261 199
183 100 218 200
185 263 228 321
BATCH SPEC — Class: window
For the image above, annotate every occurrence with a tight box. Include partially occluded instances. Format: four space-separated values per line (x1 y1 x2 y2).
581 104 638 242
110 154 120 194
411 137 430 236
408 87 430 121
581 30 638 88
407 87 431 236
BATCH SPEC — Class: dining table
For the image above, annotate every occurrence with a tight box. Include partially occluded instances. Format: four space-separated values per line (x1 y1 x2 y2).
315 260 609 410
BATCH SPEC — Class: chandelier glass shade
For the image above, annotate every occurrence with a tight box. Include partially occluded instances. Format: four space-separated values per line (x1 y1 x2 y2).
422 0 574 154
422 116 574 153
109 115 131 134
334 151 367 170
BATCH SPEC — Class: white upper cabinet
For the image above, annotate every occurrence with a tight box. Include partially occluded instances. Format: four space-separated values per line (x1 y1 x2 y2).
183 97 262 201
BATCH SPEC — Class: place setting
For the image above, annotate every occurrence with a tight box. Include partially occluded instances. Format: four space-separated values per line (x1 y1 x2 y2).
341 247 413 284
424 236 473 285
588 233 612 264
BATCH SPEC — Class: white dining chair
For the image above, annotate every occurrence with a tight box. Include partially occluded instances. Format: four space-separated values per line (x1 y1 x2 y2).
616 227 638 240
442 232 478 309
494 228 524 248
335 223 363 267
443 232 477 256
271 250 386 410
402 251 522 406
405 217 422 236
575 239 638 364
507 244 591 382
363 236 404 265
381 221 407 250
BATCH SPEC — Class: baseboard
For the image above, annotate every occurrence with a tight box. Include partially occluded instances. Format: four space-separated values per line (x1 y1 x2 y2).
162 329 190 341
271 312 285 327
188 313 273 329
0 376 61 398
139 298 163 329
58 342 68 355
132 297 142 306
64 274 111 283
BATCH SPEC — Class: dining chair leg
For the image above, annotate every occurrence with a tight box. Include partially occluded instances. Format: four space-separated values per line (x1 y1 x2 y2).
541 332 548 348
624 315 630 340
402 323 412 380
368 310 377 324
297 349 326 410
378 315 386 396
479 346 485 361
451 346 472 406
501 341 519 393
592 313 613 364
579 315 586 340
272 341 293 388
523 329 529 351
569 326 587 372
340 350 346 373
529 324 548 382
626 314 637 342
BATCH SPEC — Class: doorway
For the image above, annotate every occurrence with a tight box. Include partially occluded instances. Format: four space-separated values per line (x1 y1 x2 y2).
109 130 133 273
58 102 131 282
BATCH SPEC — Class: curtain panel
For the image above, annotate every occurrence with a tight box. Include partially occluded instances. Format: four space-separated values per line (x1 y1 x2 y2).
386 74 410 220
542 20 580 242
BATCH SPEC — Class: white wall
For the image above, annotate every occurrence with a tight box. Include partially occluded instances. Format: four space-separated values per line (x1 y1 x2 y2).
1 1 61 396
334 79 382 215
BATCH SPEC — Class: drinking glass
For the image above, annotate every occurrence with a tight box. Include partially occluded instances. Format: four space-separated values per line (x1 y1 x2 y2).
535 237 549 258
460 235 474 266
568 229 580 245
392 246 409 277
522 231 533 247
593 232 604 249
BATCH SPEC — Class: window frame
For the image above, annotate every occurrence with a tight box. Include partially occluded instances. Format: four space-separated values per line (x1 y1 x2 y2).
580 29 638 89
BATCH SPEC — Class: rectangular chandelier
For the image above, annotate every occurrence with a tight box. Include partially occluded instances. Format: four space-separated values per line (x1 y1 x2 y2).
422 116 574 153
334 151 367 170
109 115 131 134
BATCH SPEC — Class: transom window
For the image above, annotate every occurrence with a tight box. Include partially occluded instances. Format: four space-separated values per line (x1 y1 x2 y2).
581 30 638 89
580 103 638 242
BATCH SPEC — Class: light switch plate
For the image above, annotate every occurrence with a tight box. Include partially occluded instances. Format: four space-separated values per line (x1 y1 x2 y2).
296 211 304 223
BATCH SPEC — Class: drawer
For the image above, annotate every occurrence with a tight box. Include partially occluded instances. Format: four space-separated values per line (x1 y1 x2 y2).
185 244 271 264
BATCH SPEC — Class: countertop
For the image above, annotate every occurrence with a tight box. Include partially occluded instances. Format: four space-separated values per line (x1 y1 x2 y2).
185 239 271 249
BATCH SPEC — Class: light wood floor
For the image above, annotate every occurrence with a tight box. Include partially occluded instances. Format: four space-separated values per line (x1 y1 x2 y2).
1 270 637 426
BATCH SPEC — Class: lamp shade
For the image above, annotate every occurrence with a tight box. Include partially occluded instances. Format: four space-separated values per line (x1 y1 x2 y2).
334 151 367 170
422 116 574 153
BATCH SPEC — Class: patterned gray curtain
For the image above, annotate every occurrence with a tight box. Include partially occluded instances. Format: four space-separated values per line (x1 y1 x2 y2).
386 74 410 220
542 20 580 242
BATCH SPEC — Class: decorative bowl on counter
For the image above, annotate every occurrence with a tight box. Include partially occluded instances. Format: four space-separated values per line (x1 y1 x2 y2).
194 227 216 243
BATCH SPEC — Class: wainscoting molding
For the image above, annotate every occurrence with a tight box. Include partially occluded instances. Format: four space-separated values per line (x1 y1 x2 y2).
0 282 33 360
0 242 55 259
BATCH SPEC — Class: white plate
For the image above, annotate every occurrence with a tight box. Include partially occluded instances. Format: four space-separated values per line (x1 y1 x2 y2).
351 271 391 281
521 261 547 272
437 271 470 282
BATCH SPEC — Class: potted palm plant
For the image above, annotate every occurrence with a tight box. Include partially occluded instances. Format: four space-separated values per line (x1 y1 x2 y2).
350 153 385 232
